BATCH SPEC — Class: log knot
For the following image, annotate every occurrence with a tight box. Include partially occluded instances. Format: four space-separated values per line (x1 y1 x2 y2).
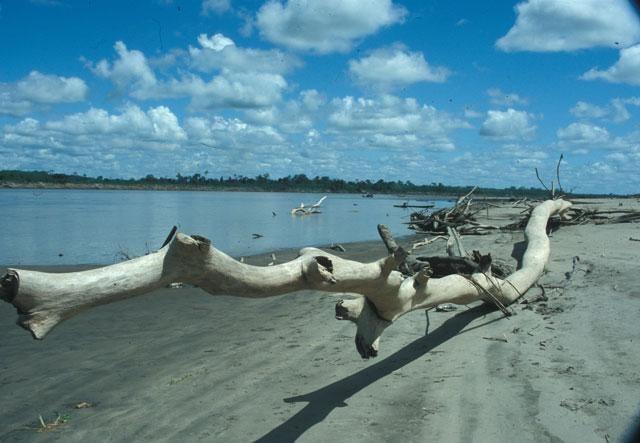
335 297 363 322
315 256 333 273
0 271 19 304
190 235 212 251
303 256 337 285
414 265 433 287
472 250 492 273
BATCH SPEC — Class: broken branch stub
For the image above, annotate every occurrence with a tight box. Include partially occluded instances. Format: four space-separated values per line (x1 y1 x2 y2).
1 199 572 359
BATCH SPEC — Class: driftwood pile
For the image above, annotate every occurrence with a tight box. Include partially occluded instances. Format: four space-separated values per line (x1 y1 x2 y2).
561 206 640 225
408 187 505 235
503 201 640 231
408 188 640 237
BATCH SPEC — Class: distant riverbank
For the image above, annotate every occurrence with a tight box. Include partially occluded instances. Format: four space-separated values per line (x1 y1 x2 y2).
0 169 574 199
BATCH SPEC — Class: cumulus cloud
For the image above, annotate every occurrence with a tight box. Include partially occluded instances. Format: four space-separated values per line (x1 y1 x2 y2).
0 103 320 178
188 33 299 74
556 122 610 149
479 109 536 140
570 97 640 123
349 46 450 90
496 0 640 52
487 88 528 107
0 104 188 177
0 90 33 116
256 0 406 53
570 101 608 119
46 105 186 142
327 95 470 151
89 41 159 99
241 89 324 133
89 39 291 109
185 115 284 150
0 71 88 116
581 44 640 86
170 71 288 109
201 0 230 15
197 33 234 51
300 89 324 111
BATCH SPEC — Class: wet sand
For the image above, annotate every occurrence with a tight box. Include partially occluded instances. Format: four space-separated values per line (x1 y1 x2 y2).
1 198 639 442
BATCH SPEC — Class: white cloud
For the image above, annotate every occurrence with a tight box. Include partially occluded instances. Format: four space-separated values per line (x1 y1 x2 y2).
496 0 640 52
349 46 450 90
487 88 528 107
300 89 324 111
0 71 88 116
611 97 640 122
0 104 315 178
46 105 186 143
197 33 234 51
609 99 631 123
1 104 187 170
169 71 288 109
479 108 536 140
89 41 158 99
581 44 640 86
256 0 406 53
241 89 324 133
570 101 608 119
570 97 640 123
89 39 290 109
0 90 33 116
328 95 470 151
556 122 610 149
185 116 285 150
188 33 299 75
201 0 230 15
16 71 87 104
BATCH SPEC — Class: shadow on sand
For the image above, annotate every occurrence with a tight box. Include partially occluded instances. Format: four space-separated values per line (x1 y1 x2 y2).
256 303 501 442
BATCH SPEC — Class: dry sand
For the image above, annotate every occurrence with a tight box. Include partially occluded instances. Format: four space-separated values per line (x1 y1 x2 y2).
1 198 639 442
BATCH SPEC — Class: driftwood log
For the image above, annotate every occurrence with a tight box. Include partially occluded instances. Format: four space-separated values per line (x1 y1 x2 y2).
0 199 571 359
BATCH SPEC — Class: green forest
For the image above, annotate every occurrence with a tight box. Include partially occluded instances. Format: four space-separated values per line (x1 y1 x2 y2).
0 169 612 198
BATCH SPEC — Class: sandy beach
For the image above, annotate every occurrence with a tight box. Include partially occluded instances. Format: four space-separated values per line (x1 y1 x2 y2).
1 198 639 442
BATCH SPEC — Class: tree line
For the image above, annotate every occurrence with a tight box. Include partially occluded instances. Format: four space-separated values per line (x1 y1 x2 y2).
0 169 614 198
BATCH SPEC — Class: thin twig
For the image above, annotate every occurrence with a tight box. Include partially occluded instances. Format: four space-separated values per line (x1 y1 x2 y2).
535 168 550 192
411 236 447 251
556 153 564 194
482 336 508 343
463 274 512 317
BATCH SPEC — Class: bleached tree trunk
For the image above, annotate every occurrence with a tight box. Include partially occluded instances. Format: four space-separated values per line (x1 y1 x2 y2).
0 199 571 358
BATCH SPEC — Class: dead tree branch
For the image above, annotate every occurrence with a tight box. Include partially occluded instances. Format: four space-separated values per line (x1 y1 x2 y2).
1 199 572 359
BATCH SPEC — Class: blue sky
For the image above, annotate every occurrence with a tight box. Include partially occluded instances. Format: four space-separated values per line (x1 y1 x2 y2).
1 0 640 194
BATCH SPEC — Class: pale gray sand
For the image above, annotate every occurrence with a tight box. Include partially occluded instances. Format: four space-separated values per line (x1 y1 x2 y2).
1 198 639 442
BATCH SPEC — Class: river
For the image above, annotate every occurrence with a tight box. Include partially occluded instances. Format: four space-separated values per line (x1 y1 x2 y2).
0 189 448 266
